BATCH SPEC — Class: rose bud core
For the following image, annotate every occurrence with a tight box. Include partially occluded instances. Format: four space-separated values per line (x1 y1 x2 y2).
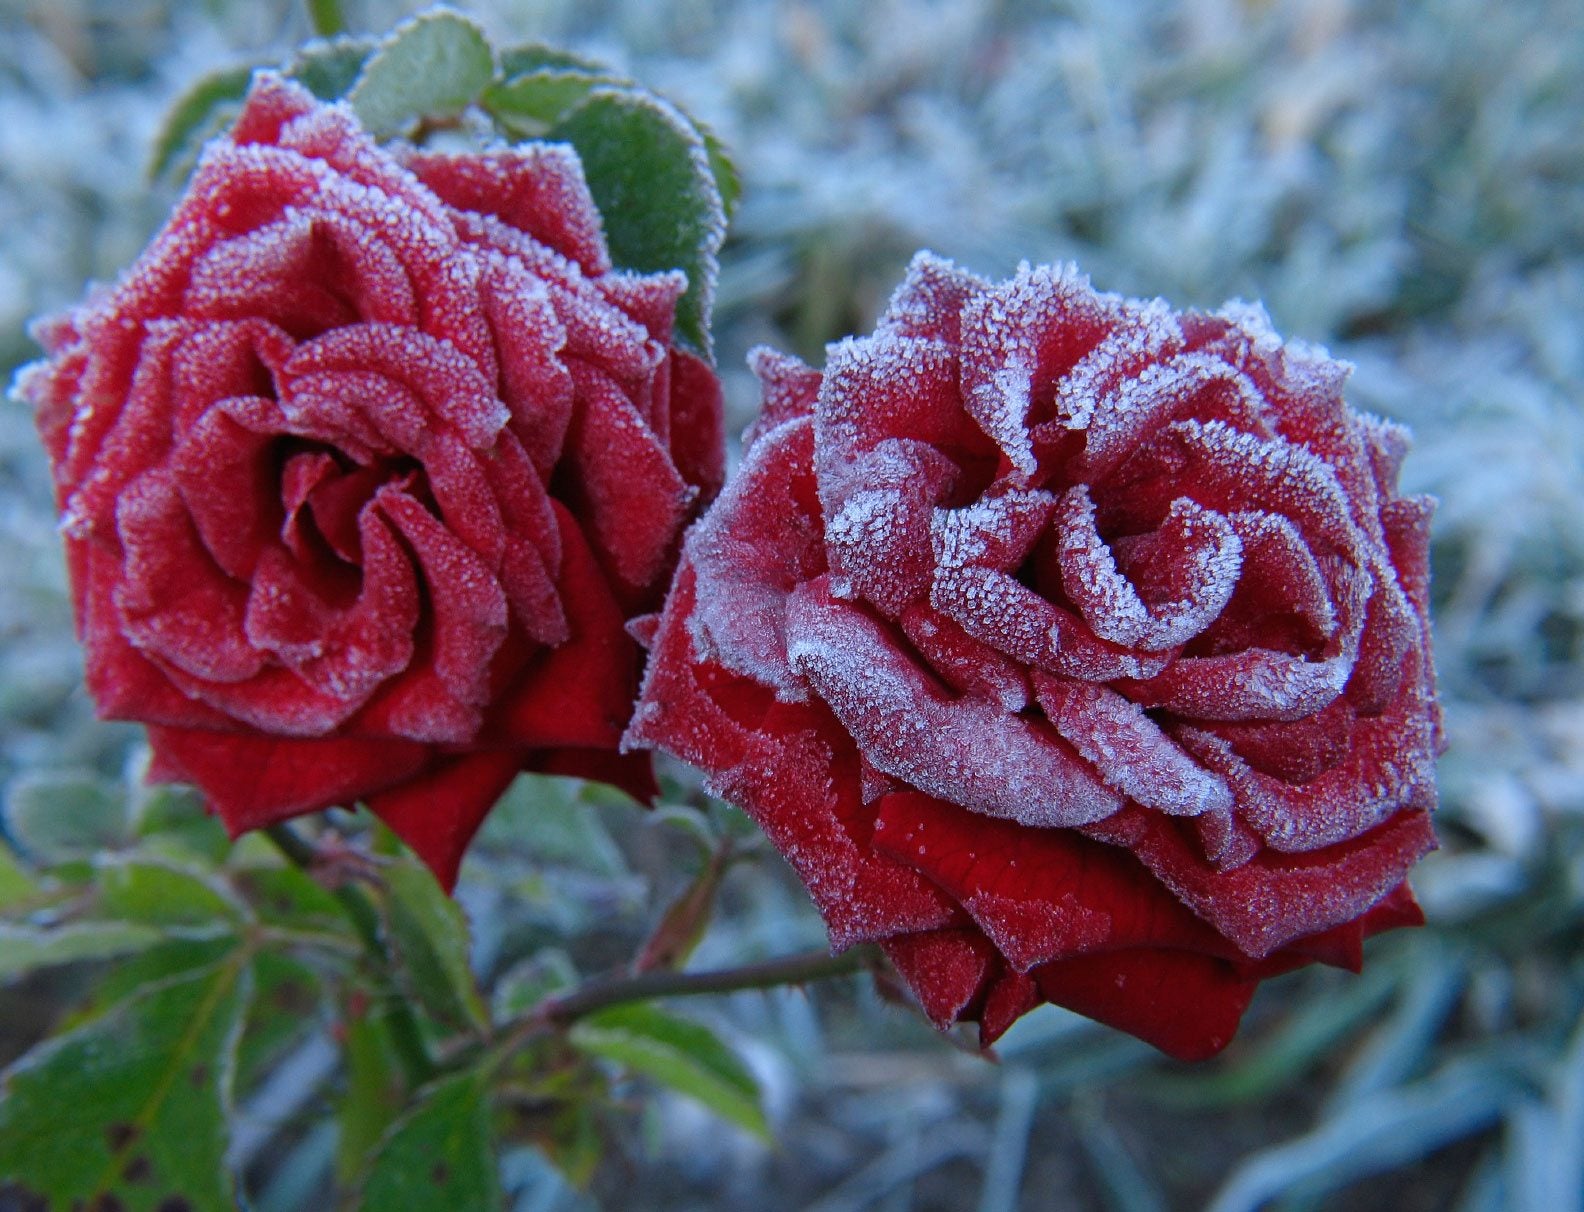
625 252 1441 1060
18 73 725 889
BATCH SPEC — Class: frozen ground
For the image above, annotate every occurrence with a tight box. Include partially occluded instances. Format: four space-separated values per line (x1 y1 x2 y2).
2 1 1582 1209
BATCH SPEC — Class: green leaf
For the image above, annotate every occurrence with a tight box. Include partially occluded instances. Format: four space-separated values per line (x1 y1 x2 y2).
3 770 129 864
700 124 742 220
149 62 257 183
359 1070 500 1209
482 68 611 133
289 35 379 101
349 9 495 138
491 948 577 1020
479 775 629 877
0 921 164 984
132 783 230 865
634 842 730 973
235 952 323 1095
569 1004 767 1140
62 937 241 1030
0 841 37 911
334 990 406 1185
378 861 487 1035
497 42 607 77
232 862 346 933
96 857 248 928
0 958 251 1209
550 88 725 356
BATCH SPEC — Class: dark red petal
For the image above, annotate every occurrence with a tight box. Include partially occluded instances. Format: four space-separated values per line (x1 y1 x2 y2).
530 747 658 806
786 577 1122 828
873 791 1237 971
1034 675 1233 818
405 145 612 275
495 503 638 750
366 749 525 892
958 263 1118 476
113 470 264 684
825 438 959 617
882 929 997 1029
1126 808 1438 958
977 968 1042 1047
877 251 989 346
898 601 1029 710
476 257 575 477
666 348 727 502
627 563 957 948
744 346 822 449
1033 948 1258 1062
147 724 429 834
684 417 825 699
815 334 986 498
562 360 692 600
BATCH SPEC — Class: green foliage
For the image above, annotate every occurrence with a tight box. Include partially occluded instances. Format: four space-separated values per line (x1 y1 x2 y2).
570 1004 768 1140
377 859 489 1036
348 9 495 138
0 959 251 1210
358 1071 501 1209
4 770 130 863
549 90 725 356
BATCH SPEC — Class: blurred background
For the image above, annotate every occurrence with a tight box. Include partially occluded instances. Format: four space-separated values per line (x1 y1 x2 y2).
1 0 1582 1208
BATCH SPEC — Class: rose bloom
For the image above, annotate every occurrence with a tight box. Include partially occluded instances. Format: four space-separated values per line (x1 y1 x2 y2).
18 74 724 889
627 253 1440 1059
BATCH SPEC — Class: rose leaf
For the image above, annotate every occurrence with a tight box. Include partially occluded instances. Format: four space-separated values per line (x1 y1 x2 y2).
358 1069 500 1209
2 770 130 865
288 33 379 101
550 88 726 358
148 62 258 184
568 1004 768 1140
0 957 251 1209
349 9 496 139
377 859 489 1036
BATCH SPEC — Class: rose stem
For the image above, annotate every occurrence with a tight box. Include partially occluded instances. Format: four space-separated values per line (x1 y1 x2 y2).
304 0 347 37
491 945 883 1062
262 822 436 1088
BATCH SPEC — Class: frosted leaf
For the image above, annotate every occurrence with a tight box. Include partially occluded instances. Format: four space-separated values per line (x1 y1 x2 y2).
1056 485 1243 651
877 250 990 345
685 418 823 700
1035 675 1233 817
786 578 1121 828
825 438 958 616
930 488 1057 572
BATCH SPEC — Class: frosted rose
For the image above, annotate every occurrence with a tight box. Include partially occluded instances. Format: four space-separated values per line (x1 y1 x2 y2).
626 254 1439 1059
19 74 724 888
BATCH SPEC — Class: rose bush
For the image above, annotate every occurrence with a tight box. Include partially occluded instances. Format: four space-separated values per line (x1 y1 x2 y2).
627 253 1441 1059
19 72 724 889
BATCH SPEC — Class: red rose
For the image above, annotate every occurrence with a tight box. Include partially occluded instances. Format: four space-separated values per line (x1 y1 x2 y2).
626 253 1440 1059
19 73 724 889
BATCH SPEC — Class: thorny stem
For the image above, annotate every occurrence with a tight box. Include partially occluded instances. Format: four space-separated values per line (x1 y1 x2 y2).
494 945 884 1061
262 822 435 1090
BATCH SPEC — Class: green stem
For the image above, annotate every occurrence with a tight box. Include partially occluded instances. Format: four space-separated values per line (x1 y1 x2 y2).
494 945 881 1061
304 0 347 37
262 823 434 1089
